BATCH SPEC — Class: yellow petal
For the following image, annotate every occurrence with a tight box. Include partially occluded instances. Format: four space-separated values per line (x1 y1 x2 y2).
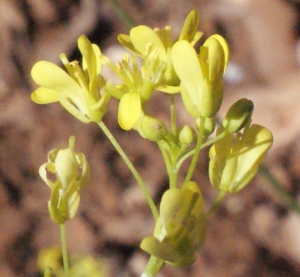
31 61 82 96
180 84 202 118
55 149 78 190
140 236 180 264
233 125 273 184
31 87 60 104
130 26 167 61
117 34 137 54
118 91 141 130
179 10 200 42
171 41 203 106
60 97 91 123
204 35 229 79
209 34 229 74
78 36 96 78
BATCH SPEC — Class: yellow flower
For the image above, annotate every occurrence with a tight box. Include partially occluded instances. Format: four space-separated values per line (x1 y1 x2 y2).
39 136 90 224
141 181 206 267
31 35 110 123
104 50 166 130
209 124 273 193
118 10 203 93
171 35 229 118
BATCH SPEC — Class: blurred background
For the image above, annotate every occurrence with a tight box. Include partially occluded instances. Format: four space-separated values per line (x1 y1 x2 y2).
1 0 300 276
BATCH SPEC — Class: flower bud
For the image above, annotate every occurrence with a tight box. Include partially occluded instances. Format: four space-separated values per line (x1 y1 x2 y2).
140 116 167 142
223 98 254 133
39 136 90 224
179 125 195 145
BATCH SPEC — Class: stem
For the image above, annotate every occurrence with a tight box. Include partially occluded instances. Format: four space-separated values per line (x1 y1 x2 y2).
183 117 206 186
60 224 69 277
97 121 159 220
169 163 178 189
206 191 227 219
44 268 52 277
170 94 177 135
157 141 173 186
106 0 137 28
141 256 164 277
259 164 300 214
177 130 228 171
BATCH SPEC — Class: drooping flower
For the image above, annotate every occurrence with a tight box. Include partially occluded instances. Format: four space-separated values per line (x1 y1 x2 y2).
171 35 229 118
31 35 110 123
141 181 206 267
39 136 90 224
209 124 273 193
118 10 203 93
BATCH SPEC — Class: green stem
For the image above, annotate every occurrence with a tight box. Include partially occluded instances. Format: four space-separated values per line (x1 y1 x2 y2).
183 117 206 186
141 256 164 277
60 224 69 277
259 164 300 214
97 121 159 220
157 141 174 187
170 94 177 135
106 0 137 28
169 163 178 189
206 191 227 219
177 130 228 171
44 268 52 277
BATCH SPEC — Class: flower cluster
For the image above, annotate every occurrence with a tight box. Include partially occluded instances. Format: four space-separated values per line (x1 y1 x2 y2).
31 9 273 274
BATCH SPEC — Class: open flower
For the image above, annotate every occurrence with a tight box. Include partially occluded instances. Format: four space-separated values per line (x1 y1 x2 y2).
141 181 206 267
209 124 273 193
39 136 90 224
118 10 202 93
171 35 229 118
104 49 166 130
31 35 110 123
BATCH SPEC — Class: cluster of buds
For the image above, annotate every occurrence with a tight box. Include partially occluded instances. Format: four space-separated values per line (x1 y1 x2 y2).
31 9 273 272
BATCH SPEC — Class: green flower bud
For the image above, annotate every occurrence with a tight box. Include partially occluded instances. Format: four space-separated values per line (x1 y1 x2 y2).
179 125 195 145
39 136 90 224
140 116 167 142
196 117 215 136
140 181 206 267
223 98 254 133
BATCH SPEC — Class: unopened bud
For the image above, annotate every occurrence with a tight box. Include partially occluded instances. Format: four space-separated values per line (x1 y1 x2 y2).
223 98 254 133
179 125 195 145
140 116 167 142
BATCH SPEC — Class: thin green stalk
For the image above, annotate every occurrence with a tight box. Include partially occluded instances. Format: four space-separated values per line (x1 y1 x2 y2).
259 164 300 214
60 224 69 277
170 94 177 135
169 163 178 189
97 121 159 220
183 116 206 186
206 191 226 219
157 141 174 187
177 130 228 171
106 0 137 28
44 268 52 277
141 256 164 277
